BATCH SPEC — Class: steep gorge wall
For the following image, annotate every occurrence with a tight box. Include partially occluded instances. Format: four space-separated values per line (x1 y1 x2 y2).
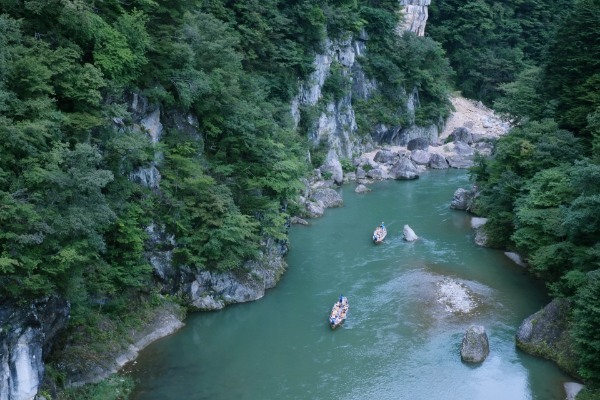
398 0 431 36
292 0 436 174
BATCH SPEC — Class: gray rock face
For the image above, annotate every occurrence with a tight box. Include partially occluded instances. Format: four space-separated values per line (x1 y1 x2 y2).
429 153 449 169
312 188 343 208
373 149 397 164
450 187 477 211
399 0 431 36
515 298 577 375
320 149 344 184
448 127 473 144
290 216 309 225
355 184 371 193
186 239 288 311
0 297 70 400
306 200 325 218
461 325 490 363
410 149 431 165
389 157 419 180
407 137 429 151
366 167 387 180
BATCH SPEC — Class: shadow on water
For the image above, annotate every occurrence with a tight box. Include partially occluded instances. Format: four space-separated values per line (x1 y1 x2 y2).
126 169 572 400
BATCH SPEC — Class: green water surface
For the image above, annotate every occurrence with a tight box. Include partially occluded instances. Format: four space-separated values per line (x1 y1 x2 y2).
127 169 572 400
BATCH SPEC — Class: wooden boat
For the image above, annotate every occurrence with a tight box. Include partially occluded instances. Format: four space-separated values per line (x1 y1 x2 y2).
329 296 349 329
373 225 387 243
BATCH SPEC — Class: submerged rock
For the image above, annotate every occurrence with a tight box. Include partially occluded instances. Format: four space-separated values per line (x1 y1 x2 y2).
461 325 490 363
355 184 371 193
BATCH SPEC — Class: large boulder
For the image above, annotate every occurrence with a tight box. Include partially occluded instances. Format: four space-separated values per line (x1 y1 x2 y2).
403 225 418 241
186 239 288 311
306 200 325 218
429 153 449 169
448 127 473 144
471 217 489 247
389 157 419 180
516 298 578 376
312 188 343 208
460 325 490 363
320 149 344 184
410 150 431 166
373 149 397 164
407 137 429 151
450 187 477 212
355 184 371 193
366 167 388 180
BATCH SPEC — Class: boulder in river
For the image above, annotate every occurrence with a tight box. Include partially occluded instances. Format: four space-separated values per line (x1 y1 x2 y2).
403 225 418 241
389 157 419 180
515 298 579 377
450 187 477 211
429 153 449 169
355 184 371 193
461 325 490 363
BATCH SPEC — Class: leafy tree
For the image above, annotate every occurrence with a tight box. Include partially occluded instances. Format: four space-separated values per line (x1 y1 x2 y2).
573 270 600 385
544 0 600 136
428 0 570 105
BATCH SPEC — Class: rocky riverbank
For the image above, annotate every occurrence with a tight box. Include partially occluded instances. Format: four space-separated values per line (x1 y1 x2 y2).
297 95 509 219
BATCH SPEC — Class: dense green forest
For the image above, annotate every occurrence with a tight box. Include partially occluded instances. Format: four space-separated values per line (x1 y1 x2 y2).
1 0 599 397
0 0 452 308
0 0 453 397
451 0 600 393
428 0 572 106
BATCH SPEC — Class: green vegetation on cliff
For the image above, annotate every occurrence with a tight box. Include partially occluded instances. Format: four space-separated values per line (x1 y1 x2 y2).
0 0 454 393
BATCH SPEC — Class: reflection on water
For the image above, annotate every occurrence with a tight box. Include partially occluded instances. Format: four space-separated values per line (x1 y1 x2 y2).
126 169 571 400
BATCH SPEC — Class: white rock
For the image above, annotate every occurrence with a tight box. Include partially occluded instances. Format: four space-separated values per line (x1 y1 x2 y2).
403 224 419 241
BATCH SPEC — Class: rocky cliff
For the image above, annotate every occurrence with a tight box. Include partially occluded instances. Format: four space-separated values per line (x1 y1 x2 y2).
126 95 289 312
292 0 435 181
0 297 69 400
398 0 431 37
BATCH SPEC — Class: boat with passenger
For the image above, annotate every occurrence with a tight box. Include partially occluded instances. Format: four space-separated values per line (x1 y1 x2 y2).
329 295 349 329
373 222 387 244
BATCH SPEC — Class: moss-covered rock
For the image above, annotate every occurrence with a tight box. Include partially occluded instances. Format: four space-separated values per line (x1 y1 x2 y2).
516 298 579 378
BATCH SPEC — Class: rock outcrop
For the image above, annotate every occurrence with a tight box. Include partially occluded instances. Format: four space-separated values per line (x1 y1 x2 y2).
450 186 478 212
0 297 69 400
516 298 579 377
398 0 431 36
461 325 490 363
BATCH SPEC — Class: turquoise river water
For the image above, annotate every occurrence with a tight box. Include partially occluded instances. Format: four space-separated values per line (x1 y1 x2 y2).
127 169 572 400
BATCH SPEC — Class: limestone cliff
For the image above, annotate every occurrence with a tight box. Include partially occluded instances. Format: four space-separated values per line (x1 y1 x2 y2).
398 0 431 37
292 0 435 178
0 297 69 400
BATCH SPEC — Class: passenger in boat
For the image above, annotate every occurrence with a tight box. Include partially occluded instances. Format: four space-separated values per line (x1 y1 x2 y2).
339 294 343 304
381 222 385 229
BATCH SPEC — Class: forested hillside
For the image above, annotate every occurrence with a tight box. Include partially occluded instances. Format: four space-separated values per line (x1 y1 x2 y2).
447 0 600 394
3 0 599 397
428 0 572 106
0 0 454 397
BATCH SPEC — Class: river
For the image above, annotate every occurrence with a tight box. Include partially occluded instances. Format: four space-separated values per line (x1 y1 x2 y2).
127 169 571 400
